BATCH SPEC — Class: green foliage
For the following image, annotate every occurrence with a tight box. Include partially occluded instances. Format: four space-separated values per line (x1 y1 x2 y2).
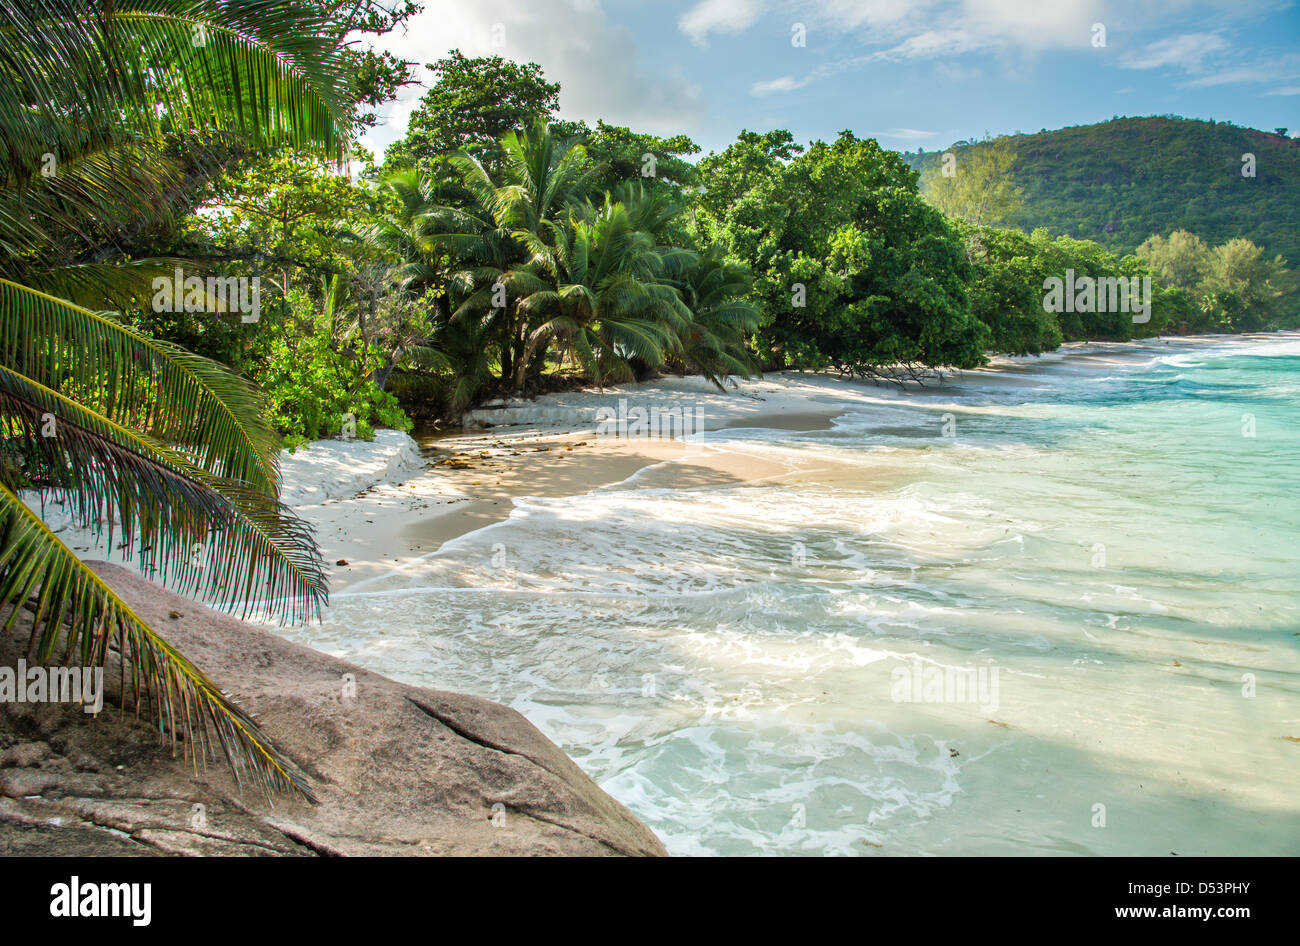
0 0 356 796
1026 231 1138 341
136 50 1297 453
959 225 1063 355
1136 229 1296 331
920 135 1024 228
384 50 561 174
255 291 411 450
555 119 702 194
192 149 375 282
904 117 1300 270
1136 230 1213 290
294 0 420 129
698 129 987 377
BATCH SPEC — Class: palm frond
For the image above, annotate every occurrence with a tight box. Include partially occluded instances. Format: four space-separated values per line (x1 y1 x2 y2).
19 259 196 312
1 0 351 178
0 481 315 799
1 279 282 496
0 363 327 622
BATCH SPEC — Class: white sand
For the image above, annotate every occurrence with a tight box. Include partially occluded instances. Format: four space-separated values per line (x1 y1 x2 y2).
34 342 1220 600
277 428 425 506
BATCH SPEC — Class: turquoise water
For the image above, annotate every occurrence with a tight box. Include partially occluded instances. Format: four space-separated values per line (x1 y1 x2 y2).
285 336 1300 855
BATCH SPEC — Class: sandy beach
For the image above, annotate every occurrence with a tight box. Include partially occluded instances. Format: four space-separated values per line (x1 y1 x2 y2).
303 373 865 593
21 333 1300 858
38 337 1239 599
298 340 1214 594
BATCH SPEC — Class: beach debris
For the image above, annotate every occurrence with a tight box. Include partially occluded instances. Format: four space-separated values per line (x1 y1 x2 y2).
948 747 960 757
336 559 349 566
168 610 182 620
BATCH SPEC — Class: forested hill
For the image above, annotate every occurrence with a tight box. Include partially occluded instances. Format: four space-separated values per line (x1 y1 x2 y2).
901 116 1300 265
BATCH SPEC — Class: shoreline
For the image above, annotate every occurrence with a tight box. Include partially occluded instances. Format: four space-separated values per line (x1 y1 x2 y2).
282 330 1300 856
37 332 1297 601
309 334 1281 594
320 396 851 594
17 332 1298 857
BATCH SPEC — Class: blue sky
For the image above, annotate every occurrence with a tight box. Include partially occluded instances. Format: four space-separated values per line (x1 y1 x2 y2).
363 0 1300 157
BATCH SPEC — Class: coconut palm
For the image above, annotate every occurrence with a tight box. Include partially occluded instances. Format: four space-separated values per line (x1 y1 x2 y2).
668 242 762 389
440 123 598 389
332 171 459 389
519 202 689 388
0 0 352 797
577 181 683 246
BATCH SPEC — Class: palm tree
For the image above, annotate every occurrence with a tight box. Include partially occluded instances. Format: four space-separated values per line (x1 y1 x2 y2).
579 181 684 246
415 164 531 388
492 120 598 247
388 122 764 401
335 172 452 390
441 122 598 390
0 0 352 797
519 202 689 388
669 242 762 389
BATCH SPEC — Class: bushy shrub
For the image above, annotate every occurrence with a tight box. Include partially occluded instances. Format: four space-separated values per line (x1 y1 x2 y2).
255 291 411 450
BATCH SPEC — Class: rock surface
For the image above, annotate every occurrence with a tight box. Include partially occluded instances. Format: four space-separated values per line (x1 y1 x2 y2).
0 562 667 857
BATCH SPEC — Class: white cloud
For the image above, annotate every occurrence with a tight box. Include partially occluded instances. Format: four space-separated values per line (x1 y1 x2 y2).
878 128 939 141
750 75 806 95
687 0 1104 53
1181 66 1271 87
360 0 706 155
934 61 983 82
1177 53 1300 87
679 0 763 47
814 0 920 30
1122 32 1229 71
740 0 1107 97
960 0 1103 49
1265 86 1300 96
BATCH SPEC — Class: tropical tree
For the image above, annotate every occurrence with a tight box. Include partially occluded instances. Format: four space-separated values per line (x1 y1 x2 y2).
437 122 595 390
519 202 689 388
1136 230 1213 290
668 243 761 388
919 135 1024 229
0 0 353 796
383 50 561 175
699 130 988 378
380 119 764 403
339 171 450 388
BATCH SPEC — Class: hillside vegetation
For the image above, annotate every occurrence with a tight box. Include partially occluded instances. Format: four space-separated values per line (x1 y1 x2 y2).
903 116 1300 266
